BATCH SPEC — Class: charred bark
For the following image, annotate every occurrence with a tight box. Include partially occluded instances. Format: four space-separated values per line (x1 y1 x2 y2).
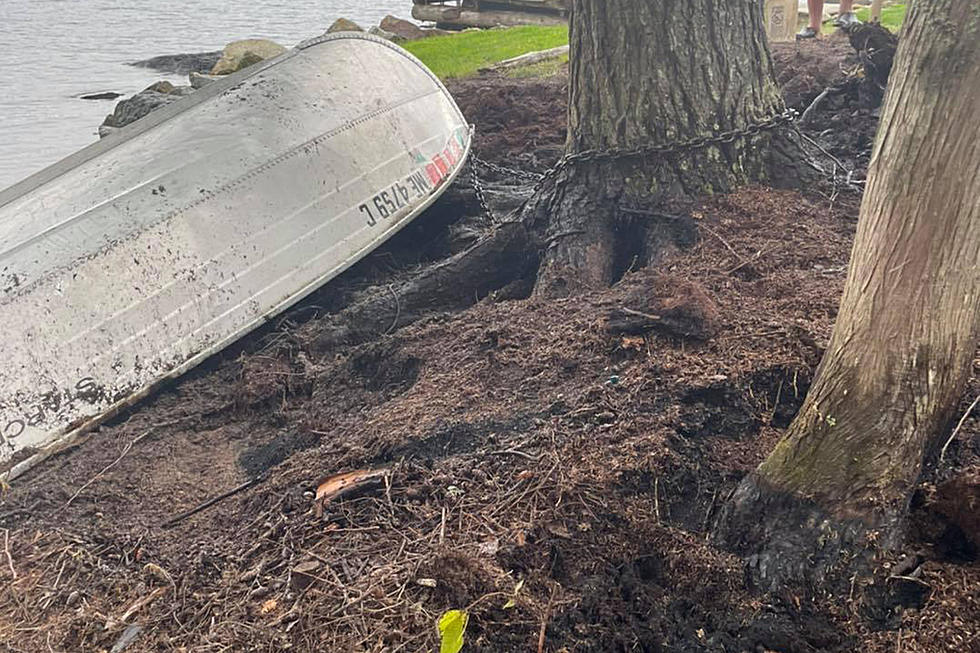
715 0 980 591
532 0 789 295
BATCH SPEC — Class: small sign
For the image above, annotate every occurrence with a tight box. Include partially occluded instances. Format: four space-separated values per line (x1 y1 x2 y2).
765 0 799 42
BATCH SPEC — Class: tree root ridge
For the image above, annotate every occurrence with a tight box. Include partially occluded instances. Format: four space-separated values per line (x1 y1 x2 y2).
311 221 536 352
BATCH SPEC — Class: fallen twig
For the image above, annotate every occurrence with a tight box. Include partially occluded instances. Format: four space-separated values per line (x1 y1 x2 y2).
538 587 555 653
161 475 266 528
698 223 745 265
384 284 401 335
105 586 167 630
800 84 847 124
725 246 772 275
3 528 15 581
490 449 543 462
64 430 150 508
620 307 662 322
940 393 980 462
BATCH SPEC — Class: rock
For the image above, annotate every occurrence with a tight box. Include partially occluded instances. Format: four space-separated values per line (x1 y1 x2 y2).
368 26 402 42
98 125 119 138
210 39 286 75
290 560 321 590
326 17 364 33
189 71 220 89
80 91 123 101
130 51 222 75
99 90 180 136
144 80 175 94
379 15 428 41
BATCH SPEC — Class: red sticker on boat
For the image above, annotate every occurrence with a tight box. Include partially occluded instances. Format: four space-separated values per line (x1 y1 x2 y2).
433 154 449 176
425 163 442 185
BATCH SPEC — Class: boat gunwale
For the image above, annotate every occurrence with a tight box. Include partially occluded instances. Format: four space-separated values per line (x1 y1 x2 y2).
0 32 462 206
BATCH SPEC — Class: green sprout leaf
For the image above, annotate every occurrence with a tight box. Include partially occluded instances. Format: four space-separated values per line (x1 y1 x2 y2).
438 609 469 653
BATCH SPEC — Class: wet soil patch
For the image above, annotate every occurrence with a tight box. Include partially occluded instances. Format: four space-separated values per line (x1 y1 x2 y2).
239 431 320 477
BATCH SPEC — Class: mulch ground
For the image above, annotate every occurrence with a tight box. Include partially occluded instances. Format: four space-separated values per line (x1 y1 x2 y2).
1 35 977 653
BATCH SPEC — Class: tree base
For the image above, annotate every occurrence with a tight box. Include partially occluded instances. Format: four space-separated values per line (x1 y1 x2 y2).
713 473 904 594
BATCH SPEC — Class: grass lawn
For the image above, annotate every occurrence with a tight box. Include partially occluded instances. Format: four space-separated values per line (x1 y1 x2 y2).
505 53 569 79
402 25 568 79
823 2 906 33
404 5 903 80
856 3 906 30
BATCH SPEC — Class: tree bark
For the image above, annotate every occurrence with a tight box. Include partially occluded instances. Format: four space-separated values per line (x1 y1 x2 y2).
533 0 787 296
714 0 980 591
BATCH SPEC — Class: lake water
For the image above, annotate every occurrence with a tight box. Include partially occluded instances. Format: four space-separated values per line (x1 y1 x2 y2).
0 0 413 190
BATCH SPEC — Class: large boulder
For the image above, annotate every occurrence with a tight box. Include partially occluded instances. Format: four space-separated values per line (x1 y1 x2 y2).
210 39 286 75
130 51 222 75
326 18 364 33
379 15 431 41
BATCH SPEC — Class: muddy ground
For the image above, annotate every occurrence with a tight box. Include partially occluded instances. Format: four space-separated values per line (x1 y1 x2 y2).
1 35 977 653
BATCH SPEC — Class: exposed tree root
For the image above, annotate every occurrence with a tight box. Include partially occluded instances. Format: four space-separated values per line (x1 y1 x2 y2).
310 221 537 352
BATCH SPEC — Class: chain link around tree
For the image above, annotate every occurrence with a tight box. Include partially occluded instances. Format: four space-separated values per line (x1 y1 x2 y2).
468 108 799 223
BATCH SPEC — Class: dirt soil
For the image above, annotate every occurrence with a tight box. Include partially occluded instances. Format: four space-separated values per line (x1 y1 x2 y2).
1 35 977 653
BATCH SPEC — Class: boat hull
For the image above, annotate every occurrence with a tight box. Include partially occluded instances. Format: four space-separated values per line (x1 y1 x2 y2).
0 33 470 478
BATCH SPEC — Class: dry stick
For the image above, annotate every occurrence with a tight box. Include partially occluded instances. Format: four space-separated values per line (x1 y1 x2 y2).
64 430 150 508
698 223 745 265
940 393 980 462
160 475 266 528
538 587 555 653
620 307 662 322
490 449 543 462
796 130 862 189
3 528 16 581
800 85 848 124
384 284 401 335
726 246 773 275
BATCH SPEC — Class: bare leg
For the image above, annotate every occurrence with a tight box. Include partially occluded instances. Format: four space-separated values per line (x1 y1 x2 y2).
808 0 824 30
839 0 854 13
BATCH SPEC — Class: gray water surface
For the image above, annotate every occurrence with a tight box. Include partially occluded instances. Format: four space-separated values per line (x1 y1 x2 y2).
0 0 413 190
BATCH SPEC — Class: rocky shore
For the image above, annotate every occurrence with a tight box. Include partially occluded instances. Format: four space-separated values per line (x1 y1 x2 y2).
100 15 443 137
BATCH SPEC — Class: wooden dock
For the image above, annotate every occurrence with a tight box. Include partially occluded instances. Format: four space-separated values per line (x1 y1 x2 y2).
412 0 570 29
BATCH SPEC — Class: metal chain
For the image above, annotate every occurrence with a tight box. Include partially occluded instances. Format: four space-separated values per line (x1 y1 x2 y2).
471 156 545 183
466 108 798 221
529 108 799 195
468 157 496 224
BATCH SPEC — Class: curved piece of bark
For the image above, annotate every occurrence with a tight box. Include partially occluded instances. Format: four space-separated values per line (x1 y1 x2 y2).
533 0 788 295
715 0 980 591
309 221 535 352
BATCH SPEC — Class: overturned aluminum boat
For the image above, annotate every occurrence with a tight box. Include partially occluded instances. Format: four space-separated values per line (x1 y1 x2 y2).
0 33 470 478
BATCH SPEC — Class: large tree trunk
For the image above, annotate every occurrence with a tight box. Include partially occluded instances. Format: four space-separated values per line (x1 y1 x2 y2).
714 0 980 591
532 0 786 296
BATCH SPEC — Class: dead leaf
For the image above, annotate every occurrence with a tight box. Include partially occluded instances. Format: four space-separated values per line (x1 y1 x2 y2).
620 336 645 350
